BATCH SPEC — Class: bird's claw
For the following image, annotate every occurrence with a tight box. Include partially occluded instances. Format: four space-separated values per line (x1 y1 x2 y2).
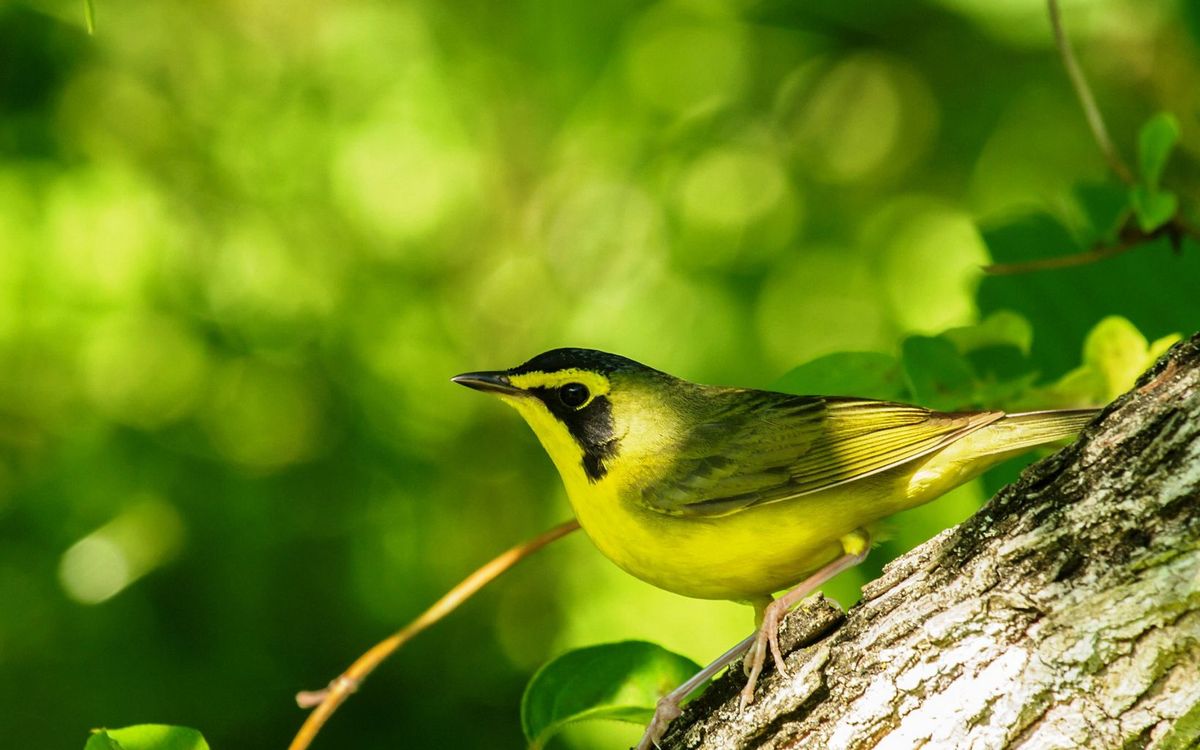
635 695 682 750
764 605 790 678
738 599 792 712
738 631 767 711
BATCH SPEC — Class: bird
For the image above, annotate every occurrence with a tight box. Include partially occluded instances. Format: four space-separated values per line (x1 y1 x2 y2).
453 347 1097 749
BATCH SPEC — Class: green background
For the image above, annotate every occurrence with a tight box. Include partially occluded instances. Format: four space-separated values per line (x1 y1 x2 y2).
1 0 1198 748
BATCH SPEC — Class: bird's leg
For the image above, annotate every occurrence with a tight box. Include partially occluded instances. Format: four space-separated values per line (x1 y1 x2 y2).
738 531 871 711
741 595 774 677
634 631 757 750
634 533 871 747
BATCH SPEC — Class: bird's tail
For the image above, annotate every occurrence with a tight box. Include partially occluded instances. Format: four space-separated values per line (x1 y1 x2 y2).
900 406 1099 509
984 408 1100 456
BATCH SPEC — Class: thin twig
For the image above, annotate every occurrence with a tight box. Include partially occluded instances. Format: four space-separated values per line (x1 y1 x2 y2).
983 237 1140 275
287 518 582 750
1047 0 1135 184
983 216 1199 275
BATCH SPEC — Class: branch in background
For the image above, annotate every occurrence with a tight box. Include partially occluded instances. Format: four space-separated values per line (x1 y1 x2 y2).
1048 0 1135 184
983 235 1139 276
287 519 581 750
983 215 1198 275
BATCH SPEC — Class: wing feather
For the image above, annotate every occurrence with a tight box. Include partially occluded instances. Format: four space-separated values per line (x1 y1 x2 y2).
639 394 1001 517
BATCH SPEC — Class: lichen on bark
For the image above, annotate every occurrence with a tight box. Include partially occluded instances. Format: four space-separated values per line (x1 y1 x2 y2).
662 333 1200 750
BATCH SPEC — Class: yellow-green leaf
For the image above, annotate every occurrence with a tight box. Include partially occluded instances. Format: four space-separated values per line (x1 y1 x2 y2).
1130 185 1178 232
1037 316 1180 405
1138 112 1180 189
85 726 208 750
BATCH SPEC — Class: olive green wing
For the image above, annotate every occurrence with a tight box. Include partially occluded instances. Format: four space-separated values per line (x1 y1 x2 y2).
639 393 1001 518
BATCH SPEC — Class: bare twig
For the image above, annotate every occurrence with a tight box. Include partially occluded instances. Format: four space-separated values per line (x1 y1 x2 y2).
1048 0 1135 184
983 216 1198 275
287 518 582 750
983 237 1140 275
994 1 1198 277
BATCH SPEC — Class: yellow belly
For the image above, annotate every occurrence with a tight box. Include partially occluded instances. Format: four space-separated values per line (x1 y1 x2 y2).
567 473 901 601
565 434 1017 602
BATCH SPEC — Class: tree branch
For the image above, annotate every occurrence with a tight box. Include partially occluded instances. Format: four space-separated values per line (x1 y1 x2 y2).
982 216 1199 276
1048 0 1135 184
288 519 580 750
663 332 1200 749
982 232 1141 275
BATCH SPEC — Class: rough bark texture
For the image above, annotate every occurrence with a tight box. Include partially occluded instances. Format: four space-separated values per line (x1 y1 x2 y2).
663 333 1200 750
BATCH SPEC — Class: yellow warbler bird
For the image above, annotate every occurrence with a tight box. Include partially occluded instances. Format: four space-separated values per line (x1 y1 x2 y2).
453 348 1096 748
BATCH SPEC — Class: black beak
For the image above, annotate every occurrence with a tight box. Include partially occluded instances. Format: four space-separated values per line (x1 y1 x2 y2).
451 371 525 396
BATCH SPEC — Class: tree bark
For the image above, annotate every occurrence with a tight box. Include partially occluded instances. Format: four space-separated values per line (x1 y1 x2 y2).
662 333 1200 750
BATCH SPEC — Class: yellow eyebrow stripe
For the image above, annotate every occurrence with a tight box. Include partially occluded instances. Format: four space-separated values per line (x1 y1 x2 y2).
508 369 611 397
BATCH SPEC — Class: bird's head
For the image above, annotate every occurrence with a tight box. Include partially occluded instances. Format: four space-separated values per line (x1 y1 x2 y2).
453 348 679 486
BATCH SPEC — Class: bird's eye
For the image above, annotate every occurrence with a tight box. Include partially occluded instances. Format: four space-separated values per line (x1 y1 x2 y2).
558 382 590 408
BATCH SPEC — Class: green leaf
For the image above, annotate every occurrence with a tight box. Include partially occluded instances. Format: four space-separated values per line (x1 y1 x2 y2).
978 211 1200 382
901 336 976 410
1081 317 1161 399
521 641 702 750
942 310 1033 355
965 345 1035 383
1148 333 1181 362
981 213 1083 270
1137 112 1180 189
84 0 96 34
84 726 209 750
1033 316 1180 406
974 370 1040 410
1130 185 1178 232
85 734 123 750
1073 182 1129 245
771 352 907 400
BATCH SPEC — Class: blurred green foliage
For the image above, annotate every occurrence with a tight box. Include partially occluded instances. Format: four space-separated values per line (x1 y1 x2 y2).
1 0 1198 748
85 725 208 750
